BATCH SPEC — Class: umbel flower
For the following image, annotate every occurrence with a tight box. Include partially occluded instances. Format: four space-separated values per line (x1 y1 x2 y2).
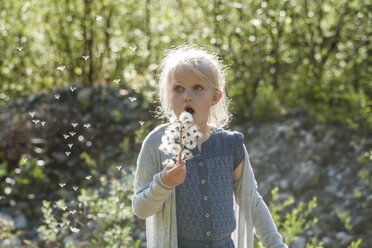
159 111 203 165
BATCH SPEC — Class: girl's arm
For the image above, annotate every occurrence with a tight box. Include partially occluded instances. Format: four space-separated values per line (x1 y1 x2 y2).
254 192 288 248
234 160 286 247
132 131 174 219
233 160 244 182
233 143 287 248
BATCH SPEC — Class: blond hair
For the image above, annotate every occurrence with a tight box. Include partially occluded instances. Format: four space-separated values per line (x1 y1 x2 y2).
157 45 230 128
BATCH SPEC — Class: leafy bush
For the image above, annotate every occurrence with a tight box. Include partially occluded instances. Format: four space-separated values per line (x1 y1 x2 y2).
254 187 364 248
1 155 54 202
1 0 370 131
35 166 141 248
251 82 281 121
254 187 322 247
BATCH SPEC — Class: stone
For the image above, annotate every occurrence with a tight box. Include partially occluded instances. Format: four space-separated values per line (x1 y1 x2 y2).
77 88 94 108
14 213 28 229
292 163 319 192
336 231 353 246
322 236 332 246
291 236 306 248
0 212 14 228
51 152 67 163
63 235 77 244
279 179 290 190
305 132 315 146
1 237 22 247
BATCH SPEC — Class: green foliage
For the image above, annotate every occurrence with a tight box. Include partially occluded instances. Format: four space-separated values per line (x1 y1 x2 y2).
38 168 141 247
120 137 131 154
336 209 353 232
347 238 363 248
0 0 370 131
80 152 96 168
0 221 23 247
0 161 7 177
252 82 281 120
1 155 52 201
255 187 322 247
1 152 102 203
134 120 156 145
305 237 323 248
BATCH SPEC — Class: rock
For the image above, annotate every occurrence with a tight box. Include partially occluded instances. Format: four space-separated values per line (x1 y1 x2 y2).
14 213 28 229
277 192 292 202
1 237 22 247
247 126 256 135
336 231 353 246
292 236 306 248
305 132 315 146
1 89 371 248
279 179 290 190
0 212 14 227
63 235 77 244
51 152 67 163
322 236 332 246
77 88 94 108
292 163 319 192
276 124 295 139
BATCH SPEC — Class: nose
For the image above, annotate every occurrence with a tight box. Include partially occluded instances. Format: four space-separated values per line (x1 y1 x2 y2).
184 89 193 102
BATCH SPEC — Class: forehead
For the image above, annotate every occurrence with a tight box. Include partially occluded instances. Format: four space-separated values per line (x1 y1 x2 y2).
171 64 207 85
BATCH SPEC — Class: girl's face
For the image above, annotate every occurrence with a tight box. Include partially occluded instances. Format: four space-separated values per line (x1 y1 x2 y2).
168 65 222 132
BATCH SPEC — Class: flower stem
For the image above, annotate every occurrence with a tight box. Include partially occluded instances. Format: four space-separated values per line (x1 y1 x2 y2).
184 154 200 161
178 121 183 163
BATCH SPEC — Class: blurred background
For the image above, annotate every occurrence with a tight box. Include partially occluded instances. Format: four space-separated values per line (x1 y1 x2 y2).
0 0 371 247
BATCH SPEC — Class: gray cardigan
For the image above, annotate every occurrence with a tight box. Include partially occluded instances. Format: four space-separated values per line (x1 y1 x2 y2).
132 125 287 248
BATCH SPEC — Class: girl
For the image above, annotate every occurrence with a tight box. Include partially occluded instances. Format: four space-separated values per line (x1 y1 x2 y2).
132 45 287 248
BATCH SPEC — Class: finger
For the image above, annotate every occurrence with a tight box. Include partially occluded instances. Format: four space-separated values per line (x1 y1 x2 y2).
164 164 175 171
174 162 187 176
167 162 185 174
179 161 186 171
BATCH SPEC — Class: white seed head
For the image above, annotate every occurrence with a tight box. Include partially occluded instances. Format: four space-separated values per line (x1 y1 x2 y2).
179 111 193 124
165 128 179 140
159 111 201 161
169 144 182 157
162 159 174 167
159 143 170 155
185 140 197 150
182 149 193 160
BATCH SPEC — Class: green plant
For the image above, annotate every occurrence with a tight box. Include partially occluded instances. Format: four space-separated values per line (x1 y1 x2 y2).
36 168 141 247
347 238 362 248
336 210 353 232
252 82 281 121
134 120 157 145
1 0 370 132
1 155 54 202
0 221 23 247
255 187 322 247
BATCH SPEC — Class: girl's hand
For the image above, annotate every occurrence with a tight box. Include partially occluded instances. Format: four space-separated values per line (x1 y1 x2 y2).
161 160 187 187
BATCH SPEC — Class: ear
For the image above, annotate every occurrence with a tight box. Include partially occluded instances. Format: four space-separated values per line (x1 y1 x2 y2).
211 89 222 106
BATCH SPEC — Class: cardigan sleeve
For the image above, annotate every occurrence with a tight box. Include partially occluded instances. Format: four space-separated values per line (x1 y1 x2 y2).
253 192 288 248
132 126 175 219
233 144 287 248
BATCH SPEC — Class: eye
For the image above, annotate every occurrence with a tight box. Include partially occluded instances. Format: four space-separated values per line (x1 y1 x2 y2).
174 85 184 92
193 85 203 91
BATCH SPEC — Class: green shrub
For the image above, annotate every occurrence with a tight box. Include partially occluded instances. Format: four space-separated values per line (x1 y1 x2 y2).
1 155 53 202
35 168 141 248
252 82 281 121
255 187 322 247
1 0 370 132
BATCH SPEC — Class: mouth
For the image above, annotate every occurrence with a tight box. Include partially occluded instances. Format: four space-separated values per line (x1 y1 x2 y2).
184 106 195 115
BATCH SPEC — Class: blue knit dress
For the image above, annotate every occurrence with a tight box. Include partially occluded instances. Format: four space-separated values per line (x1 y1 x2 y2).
176 128 245 248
